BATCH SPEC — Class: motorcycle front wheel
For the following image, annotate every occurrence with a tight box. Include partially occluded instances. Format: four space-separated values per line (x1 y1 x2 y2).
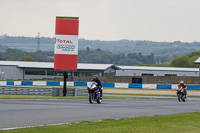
178 94 181 102
89 93 94 104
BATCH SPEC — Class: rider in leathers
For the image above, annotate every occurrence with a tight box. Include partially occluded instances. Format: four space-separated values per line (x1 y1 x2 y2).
92 75 103 98
178 80 187 97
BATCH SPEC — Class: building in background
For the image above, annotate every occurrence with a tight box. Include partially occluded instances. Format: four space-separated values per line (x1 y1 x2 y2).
0 61 120 80
116 66 199 77
0 61 199 80
194 57 200 77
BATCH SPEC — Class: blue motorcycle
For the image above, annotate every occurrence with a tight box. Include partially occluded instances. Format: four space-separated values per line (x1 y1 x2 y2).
87 81 102 104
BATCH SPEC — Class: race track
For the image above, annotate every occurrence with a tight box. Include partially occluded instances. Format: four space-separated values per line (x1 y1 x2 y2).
0 98 200 129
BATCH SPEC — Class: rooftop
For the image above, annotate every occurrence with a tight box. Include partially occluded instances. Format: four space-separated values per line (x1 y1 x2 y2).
194 57 200 64
0 61 198 72
0 61 120 70
118 65 199 72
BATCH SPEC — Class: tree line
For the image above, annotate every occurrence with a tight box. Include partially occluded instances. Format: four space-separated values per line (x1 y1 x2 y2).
169 51 199 68
0 47 198 67
1 36 200 59
0 49 53 62
78 48 157 65
0 47 170 65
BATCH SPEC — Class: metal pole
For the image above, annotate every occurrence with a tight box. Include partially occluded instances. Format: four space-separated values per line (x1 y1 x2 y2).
199 65 200 77
63 72 68 96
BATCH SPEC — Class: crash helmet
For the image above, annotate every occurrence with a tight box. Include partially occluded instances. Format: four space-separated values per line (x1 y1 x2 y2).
93 75 99 81
180 80 184 85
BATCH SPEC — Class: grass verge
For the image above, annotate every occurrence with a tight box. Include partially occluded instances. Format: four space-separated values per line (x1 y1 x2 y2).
104 92 176 97
0 95 88 99
15 85 173 90
104 92 200 97
15 85 200 91
0 95 174 100
1 112 200 133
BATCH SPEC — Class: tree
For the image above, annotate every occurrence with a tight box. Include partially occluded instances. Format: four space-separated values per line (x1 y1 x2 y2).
18 56 37 62
3 48 27 60
6 58 14 61
169 55 190 67
161 56 170 64
188 56 199 68
86 47 90 53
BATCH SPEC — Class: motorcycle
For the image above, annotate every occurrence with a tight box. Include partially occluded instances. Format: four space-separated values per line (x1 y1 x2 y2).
87 81 102 104
176 85 187 102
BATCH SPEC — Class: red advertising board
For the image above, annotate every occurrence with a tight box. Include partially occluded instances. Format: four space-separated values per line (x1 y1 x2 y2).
54 17 79 70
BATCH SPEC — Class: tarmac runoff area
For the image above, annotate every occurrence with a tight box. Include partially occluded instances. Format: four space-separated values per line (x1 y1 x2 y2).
1 96 200 130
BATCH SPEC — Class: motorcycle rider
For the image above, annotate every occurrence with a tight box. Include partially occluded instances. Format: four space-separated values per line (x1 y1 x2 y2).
178 80 187 97
92 75 103 98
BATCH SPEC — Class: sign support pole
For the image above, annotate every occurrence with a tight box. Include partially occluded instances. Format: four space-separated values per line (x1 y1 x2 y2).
63 72 68 96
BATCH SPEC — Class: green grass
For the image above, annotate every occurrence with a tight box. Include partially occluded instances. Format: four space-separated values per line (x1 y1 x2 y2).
14 85 175 91
1 112 200 133
10 85 200 97
104 92 200 97
0 95 174 100
14 85 200 91
0 95 88 99
105 92 177 96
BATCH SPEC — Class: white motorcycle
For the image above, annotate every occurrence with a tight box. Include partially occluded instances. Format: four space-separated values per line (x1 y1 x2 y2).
87 81 102 104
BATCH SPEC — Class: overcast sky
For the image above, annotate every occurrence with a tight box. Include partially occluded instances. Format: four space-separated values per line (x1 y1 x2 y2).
0 0 200 42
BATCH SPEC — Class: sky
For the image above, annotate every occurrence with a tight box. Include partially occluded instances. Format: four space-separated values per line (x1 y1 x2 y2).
0 0 200 42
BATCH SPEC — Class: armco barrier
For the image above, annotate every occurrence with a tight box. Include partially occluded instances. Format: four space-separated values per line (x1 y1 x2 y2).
47 81 60 86
0 81 6 86
0 86 56 96
74 82 87 86
59 81 74 86
7 81 14 85
157 84 172 89
129 84 142 88
14 81 22 85
102 83 115 88
1 81 200 90
114 83 129 88
171 84 178 89
75 88 88 96
22 81 33 86
33 81 46 86
142 84 157 89
187 85 200 90
0 86 87 96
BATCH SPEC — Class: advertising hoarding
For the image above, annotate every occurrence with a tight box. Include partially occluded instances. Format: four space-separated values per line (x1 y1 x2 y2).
54 17 79 70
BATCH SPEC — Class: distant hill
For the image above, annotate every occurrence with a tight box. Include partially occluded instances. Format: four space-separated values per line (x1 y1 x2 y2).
0 35 200 58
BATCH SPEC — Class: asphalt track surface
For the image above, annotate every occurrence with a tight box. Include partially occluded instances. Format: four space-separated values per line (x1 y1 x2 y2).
1 97 200 129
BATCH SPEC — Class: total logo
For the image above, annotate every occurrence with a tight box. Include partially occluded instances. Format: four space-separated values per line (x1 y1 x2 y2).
55 38 72 44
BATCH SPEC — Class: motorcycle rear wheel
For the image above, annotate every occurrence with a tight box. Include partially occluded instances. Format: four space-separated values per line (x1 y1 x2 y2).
182 96 186 102
97 97 102 104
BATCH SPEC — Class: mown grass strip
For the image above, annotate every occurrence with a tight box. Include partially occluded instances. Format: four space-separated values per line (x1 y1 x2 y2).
14 85 173 90
0 95 174 100
14 85 200 91
105 92 176 97
0 95 88 99
1 112 200 133
104 92 200 97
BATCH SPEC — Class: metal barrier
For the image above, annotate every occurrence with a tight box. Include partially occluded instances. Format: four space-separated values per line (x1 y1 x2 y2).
0 86 88 96
75 88 88 96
